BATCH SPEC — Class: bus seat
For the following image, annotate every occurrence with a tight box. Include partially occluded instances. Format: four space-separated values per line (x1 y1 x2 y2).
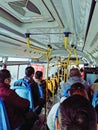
12 86 33 110
0 98 22 130
92 91 98 107
14 79 30 88
63 86 71 97
0 97 10 130
13 79 34 110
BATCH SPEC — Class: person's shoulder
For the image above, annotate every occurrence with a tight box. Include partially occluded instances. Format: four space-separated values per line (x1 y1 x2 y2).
30 79 38 87
40 80 46 86
50 102 60 112
41 80 46 83
6 88 17 97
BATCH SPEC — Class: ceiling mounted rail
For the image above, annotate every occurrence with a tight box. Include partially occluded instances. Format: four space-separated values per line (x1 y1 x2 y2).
25 33 48 53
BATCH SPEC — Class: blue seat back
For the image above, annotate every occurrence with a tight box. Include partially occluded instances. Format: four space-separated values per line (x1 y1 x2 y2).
92 91 98 107
13 79 33 110
63 86 71 97
0 98 10 130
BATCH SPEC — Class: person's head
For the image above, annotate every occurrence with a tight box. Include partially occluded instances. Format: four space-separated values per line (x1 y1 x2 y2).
25 66 35 78
70 82 89 100
35 71 43 80
57 95 97 130
0 69 11 86
69 68 81 77
55 72 58 77
80 68 84 73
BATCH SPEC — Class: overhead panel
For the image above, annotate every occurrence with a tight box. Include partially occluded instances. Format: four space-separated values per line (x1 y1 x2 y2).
0 0 63 27
84 2 98 58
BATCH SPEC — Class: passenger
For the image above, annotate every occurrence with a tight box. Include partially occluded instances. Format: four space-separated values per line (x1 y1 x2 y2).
80 67 84 79
47 82 89 130
22 66 45 114
60 76 65 89
0 69 38 130
70 82 89 100
47 77 53 98
51 74 57 95
35 70 46 101
59 68 90 97
57 95 97 130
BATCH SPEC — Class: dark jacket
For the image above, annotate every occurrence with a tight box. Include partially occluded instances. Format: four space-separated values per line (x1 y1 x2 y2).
23 76 41 108
40 80 46 98
0 83 30 130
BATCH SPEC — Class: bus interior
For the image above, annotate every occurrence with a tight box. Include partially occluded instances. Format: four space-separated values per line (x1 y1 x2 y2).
0 0 98 129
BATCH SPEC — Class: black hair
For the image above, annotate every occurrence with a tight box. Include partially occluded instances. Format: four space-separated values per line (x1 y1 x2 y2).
80 68 84 72
59 95 97 130
25 66 35 77
35 71 43 79
0 69 11 83
69 68 81 77
70 82 85 95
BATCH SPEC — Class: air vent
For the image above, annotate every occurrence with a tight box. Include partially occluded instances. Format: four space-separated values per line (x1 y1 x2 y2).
8 0 41 16
27 0 41 14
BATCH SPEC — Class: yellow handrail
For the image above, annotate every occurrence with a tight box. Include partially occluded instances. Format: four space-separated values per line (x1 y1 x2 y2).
25 33 52 116
25 33 47 53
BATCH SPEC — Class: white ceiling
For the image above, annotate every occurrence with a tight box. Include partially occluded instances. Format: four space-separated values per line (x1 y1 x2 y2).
0 0 98 65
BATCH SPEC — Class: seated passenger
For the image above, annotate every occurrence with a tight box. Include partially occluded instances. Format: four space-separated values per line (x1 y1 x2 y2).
59 68 90 97
57 95 97 130
0 69 38 130
14 66 44 114
47 82 89 130
70 82 89 100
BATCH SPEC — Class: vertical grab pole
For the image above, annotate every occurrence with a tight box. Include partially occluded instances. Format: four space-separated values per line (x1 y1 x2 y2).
17 65 20 80
64 32 71 81
25 33 31 48
74 48 79 65
45 47 52 116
